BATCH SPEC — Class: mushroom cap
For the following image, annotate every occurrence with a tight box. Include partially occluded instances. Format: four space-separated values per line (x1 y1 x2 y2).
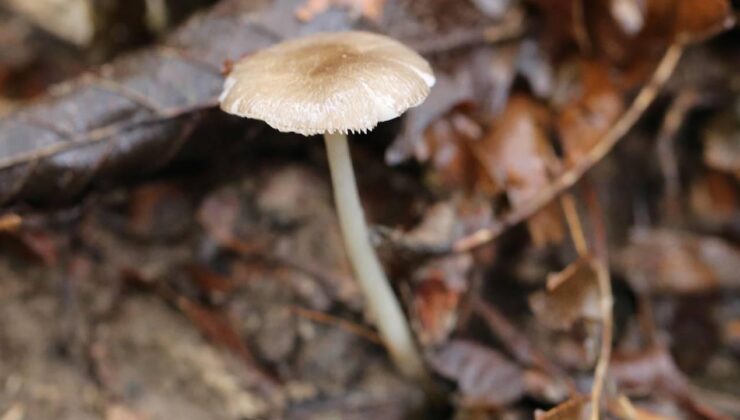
219 31 435 136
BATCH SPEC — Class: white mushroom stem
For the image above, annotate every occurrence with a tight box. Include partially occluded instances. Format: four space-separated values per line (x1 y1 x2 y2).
324 132 427 381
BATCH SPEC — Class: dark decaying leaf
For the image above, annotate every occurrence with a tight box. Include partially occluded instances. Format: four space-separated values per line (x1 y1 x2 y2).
529 257 602 330
0 0 500 206
427 339 524 408
617 228 740 294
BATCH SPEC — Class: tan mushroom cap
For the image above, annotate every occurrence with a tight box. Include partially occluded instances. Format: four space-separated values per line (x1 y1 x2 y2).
219 31 435 136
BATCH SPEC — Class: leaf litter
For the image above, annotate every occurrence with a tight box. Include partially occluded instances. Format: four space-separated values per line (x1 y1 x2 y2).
0 0 739 419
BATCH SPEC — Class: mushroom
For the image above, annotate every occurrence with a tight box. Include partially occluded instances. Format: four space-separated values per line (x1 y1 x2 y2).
219 31 434 380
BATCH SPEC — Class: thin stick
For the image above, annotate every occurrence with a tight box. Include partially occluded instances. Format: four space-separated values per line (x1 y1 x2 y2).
590 261 613 420
560 194 588 257
291 305 383 345
655 90 698 223
583 180 613 420
452 43 684 253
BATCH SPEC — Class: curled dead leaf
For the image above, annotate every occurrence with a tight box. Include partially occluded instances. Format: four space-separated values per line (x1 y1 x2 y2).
529 258 602 330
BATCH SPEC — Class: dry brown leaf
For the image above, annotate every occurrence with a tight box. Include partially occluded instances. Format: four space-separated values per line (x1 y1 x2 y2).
536 0 731 65
534 396 590 420
529 258 601 330
422 106 486 193
410 254 471 346
617 228 740 294
557 59 625 163
704 110 740 180
479 94 564 246
428 339 524 408
674 0 733 42
689 171 738 230
608 394 680 420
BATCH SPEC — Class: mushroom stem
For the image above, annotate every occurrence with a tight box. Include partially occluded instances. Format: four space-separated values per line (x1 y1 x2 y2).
323 132 427 381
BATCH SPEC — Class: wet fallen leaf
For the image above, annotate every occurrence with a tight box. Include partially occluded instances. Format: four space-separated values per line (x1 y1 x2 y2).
428 339 524 408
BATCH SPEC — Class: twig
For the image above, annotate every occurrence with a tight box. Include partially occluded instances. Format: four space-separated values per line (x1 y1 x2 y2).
590 262 613 420
452 43 685 253
291 305 383 345
583 179 613 420
572 0 592 53
560 194 588 257
655 90 699 223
